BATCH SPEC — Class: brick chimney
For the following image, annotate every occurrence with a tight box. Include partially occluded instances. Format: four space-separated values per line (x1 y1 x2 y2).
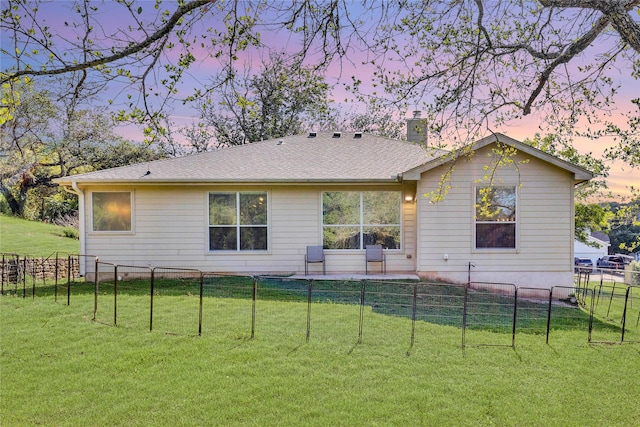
407 110 427 145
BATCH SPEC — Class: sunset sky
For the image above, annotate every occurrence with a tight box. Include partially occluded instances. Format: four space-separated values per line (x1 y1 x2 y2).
2 1 638 201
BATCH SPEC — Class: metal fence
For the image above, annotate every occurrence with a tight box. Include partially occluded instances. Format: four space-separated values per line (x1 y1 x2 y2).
89 268 639 347
3 255 639 348
0 253 87 303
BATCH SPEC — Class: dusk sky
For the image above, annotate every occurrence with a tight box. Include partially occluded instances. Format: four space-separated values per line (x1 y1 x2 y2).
2 1 638 200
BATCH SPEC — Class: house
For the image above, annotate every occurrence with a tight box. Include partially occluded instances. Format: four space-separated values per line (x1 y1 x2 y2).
574 232 610 268
54 124 593 289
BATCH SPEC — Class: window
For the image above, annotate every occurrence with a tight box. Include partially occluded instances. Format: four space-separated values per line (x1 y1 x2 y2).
209 192 268 251
92 192 132 232
475 186 516 249
322 191 401 249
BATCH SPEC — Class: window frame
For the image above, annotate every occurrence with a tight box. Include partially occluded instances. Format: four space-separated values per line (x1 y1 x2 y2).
90 191 134 234
473 185 518 251
208 191 269 252
321 190 402 251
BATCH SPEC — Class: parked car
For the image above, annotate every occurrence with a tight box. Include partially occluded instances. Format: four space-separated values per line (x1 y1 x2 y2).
596 255 625 270
574 257 593 272
613 253 634 266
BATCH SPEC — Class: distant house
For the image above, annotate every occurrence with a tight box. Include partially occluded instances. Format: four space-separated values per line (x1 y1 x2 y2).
54 124 593 289
574 232 610 268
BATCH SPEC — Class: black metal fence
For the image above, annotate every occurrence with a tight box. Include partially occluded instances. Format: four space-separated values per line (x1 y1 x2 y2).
3 255 639 348
88 262 639 347
0 252 87 303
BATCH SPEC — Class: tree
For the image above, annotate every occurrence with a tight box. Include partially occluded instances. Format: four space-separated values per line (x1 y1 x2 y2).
342 98 406 140
351 1 639 155
0 81 56 216
0 81 163 219
608 198 640 253
524 133 610 199
193 53 335 148
1 1 637 155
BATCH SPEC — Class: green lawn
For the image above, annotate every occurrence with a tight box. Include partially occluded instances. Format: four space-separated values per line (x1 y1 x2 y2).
0 214 79 256
1 292 639 426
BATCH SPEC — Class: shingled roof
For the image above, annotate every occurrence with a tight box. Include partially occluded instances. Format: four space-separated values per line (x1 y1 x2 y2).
55 132 444 185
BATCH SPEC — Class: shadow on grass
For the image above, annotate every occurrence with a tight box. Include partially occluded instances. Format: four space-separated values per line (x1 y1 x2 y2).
6 276 625 335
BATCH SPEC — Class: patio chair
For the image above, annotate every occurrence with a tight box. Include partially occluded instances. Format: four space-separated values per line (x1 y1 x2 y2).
305 245 326 275
365 244 386 275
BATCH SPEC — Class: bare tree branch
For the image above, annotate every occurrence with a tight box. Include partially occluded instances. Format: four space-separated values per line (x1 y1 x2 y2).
1 0 215 84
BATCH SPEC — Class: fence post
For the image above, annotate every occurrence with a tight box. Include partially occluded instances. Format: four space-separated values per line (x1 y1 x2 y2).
306 280 312 342
54 253 58 302
198 272 203 337
21 256 26 298
545 289 553 344
512 287 518 348
67 255 72 305
588 288 594 343
41 256 46 293
621 287 630 343
409 283 418 355
606 282 617 318
32 257 37 299
462 282 469 349
113 265 118 326
1 254 4 295
251 276 257 339
358 280 366 344
93 258 99 321
150 268 155 332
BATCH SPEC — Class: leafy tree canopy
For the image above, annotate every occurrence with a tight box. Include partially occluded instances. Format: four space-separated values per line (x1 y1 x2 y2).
0 80 163 219
1 1 637 152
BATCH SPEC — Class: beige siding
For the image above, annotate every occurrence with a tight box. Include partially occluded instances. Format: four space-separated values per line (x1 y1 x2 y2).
416 144 575 288
78 141 578 289
81 184 416 274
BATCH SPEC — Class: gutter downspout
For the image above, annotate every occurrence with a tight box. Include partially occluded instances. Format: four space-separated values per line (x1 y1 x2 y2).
62 182 86 276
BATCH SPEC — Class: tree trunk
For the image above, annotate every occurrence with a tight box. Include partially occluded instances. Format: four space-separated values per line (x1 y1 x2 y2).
0 182 25 217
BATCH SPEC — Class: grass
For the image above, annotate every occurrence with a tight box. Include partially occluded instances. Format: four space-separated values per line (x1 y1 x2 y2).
2 289 639 426
0 214 79 256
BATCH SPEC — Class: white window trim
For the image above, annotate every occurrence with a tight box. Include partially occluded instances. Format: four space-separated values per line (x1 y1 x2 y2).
207 191 269 253
321 191 403 251
89 190 135 235
472 185 518 253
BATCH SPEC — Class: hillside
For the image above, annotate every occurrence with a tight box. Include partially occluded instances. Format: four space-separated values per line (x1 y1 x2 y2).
0 214 79 257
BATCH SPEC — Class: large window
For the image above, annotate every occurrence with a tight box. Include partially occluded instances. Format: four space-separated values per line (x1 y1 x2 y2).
475 186 516 249
92 192 132 232
209 192 268 251
322 191 401 250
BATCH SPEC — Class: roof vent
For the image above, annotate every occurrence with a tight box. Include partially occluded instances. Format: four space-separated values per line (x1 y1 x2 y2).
277 140 284 145
308 132 317 138
354 132 363 139
333 132 342 138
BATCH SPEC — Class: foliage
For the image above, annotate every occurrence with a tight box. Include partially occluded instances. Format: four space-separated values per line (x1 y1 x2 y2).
0 82 164 220
630 261 640 286
1 1 637 162
574 203 614 245
61 226 79 240
524 133 610 199
192 53 335 149
342 98 406 140
354 1 640 153
608 197 640 253
0 74 30 125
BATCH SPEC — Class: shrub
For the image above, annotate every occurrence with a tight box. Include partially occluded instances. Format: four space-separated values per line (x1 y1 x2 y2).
62 226 79 240
630 261 640 286
53 213 79 228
